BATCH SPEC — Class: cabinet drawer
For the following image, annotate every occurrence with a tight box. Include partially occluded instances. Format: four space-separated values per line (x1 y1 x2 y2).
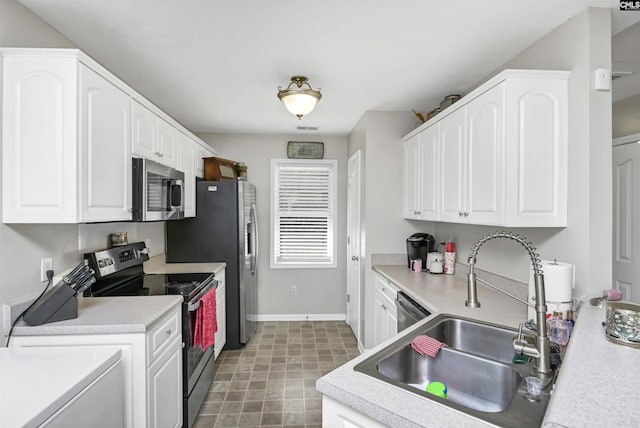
147 310 180 364
375 276 398 304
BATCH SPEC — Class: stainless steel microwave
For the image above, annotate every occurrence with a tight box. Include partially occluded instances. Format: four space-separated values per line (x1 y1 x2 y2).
132 158 185 221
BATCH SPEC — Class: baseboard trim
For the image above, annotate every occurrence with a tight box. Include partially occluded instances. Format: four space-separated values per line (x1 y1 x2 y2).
254 314 346 322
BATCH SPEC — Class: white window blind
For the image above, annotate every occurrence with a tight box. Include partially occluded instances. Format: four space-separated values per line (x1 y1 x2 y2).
270 159 337 268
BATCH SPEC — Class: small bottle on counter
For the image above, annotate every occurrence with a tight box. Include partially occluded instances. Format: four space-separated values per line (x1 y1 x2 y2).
566 310 574 336
444 239 456 275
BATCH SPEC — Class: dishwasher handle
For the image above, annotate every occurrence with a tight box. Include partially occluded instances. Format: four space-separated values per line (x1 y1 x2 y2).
396 291 431 321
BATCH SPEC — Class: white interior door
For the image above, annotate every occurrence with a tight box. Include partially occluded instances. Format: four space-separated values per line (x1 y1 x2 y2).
613 135 640 303
347 150 362 343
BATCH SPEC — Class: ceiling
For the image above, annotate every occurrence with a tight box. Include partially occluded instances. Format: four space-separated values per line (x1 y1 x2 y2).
18 0 640 136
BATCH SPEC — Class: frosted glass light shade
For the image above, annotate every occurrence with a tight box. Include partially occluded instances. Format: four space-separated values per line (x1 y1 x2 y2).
277 76 322 119
281 92 320 118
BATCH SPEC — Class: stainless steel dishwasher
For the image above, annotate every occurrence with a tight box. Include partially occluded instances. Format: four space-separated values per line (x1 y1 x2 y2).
396 291 431 331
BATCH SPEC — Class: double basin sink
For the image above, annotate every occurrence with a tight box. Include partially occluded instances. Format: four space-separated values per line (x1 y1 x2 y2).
354 314 551 427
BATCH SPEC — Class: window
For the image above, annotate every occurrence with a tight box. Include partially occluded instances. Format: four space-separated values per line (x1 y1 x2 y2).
270 159 337 268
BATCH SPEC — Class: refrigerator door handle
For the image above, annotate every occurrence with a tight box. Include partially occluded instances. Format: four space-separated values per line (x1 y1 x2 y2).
251 204 259 274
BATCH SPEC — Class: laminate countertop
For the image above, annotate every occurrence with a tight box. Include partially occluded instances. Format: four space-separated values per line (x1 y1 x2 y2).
3 296 183 336
0 347 122 427
316 265 640 427
2 254 224 337
143 254 226 275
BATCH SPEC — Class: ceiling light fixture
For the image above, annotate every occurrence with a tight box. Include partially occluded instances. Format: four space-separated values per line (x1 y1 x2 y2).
277 75 322 119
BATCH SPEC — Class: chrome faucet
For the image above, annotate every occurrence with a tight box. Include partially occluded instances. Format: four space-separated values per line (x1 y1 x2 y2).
465 231 553 380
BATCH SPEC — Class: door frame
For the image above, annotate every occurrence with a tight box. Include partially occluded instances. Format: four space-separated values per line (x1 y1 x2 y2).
612 132 640 302
347 150 362 345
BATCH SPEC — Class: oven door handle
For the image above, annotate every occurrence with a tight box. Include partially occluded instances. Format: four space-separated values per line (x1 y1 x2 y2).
188 300 201 312
187 279 217 312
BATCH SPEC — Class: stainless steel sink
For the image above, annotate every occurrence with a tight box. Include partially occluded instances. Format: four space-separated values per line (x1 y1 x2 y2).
354 314 551 427
423 315 517 364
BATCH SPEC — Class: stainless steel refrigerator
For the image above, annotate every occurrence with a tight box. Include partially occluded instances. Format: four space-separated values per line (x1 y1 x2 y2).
166 180 258 348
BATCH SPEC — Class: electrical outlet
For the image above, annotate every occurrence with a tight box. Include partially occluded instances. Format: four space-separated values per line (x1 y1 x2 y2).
41 257 53 282
290 286 297 296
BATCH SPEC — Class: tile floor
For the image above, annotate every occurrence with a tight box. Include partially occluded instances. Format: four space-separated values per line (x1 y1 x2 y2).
193 321 360 428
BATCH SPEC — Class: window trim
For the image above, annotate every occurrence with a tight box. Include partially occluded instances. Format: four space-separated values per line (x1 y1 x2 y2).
270 158 338 269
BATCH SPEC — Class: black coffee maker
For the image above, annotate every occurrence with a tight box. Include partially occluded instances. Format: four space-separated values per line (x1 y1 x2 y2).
406 233 435 270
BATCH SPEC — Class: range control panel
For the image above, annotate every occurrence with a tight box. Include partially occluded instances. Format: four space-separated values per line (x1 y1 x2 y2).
84 242 150 279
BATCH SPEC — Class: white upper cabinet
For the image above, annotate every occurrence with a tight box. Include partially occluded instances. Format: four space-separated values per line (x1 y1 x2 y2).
403 135 420 218
439 106 467 222
402 69 569 227
2 48 217 223
195 143 217 178
177 131 196 218
2 52 132 223
442 83 504 225
79 65 132 222
132 100 178 169
403 124 439 221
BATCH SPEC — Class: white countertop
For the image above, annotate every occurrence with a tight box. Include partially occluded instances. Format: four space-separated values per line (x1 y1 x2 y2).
3 255 225 337
0 346 121 427
143 254 226 275
317 264 640 427
373 265 527 328
543 304 640 427
4 295 182 336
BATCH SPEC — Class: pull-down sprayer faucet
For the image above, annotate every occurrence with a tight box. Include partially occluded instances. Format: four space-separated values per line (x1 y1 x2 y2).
466 231 553 380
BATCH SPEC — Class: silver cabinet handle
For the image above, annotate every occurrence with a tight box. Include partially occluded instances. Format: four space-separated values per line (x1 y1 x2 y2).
464 212 469 217
458 211 463 217
382 304 387 310
351 256 358 261
165 329 172 336
416 211 421 215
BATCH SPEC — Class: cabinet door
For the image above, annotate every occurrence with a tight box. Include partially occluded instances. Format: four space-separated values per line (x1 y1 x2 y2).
322 396 389 428
147 338 182 428
42 360 124 428
465 84 504 225
373 294 386 347
385 305 398 343
177 132 196 218
418 125 439 220
504 77 568 226
2 56 78 223
157 117 178 169
79 65 132 222
439 107 466 222
214 271 227 360
132 100 158 160
403 135 420 219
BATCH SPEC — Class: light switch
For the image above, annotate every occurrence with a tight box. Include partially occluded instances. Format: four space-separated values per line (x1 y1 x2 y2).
594 68 611 91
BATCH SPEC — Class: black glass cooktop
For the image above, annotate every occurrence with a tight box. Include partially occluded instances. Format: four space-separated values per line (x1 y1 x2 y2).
89 269 213 298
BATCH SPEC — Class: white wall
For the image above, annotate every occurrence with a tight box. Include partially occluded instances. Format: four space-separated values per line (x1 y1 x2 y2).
434 7 612 301
198 133 349 318
0 0 165 345
348 111 435 348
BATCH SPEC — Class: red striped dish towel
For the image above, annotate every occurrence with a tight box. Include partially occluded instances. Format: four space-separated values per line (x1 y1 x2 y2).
411 335 446 358
194 288 217 351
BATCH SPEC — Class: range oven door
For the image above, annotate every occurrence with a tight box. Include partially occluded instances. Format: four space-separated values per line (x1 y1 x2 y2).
185 276 217 392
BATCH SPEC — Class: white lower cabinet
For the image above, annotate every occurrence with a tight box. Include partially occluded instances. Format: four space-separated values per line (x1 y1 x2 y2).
322 396 388 428
373 273 398 347
42 359 124 427
147 336 182 428
214 270 227 360
10 304 182 428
